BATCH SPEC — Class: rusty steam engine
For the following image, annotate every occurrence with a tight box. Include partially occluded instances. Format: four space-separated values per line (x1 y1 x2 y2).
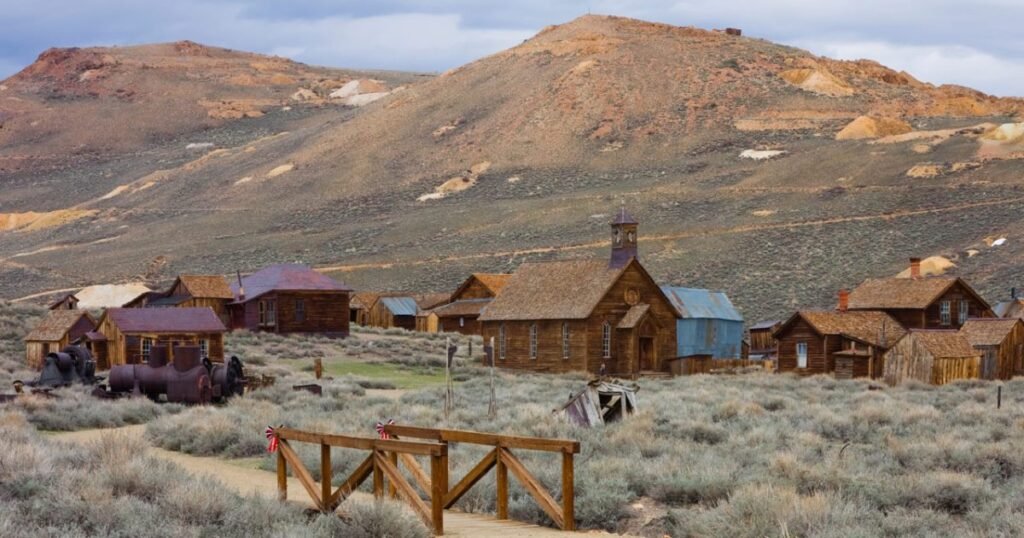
101 345 245 404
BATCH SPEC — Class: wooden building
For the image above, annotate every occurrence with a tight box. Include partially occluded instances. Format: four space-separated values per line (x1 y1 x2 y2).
660 287 744 359
960 317 1024 380
882 330 980 386
122 275 235 325
479 210 679 376
48 293 79 310
774 306 905 378
228 264 352 336
24 310 96 369
364 293 449 331
94 307 226 368
992 288 1024 320
350 292 380 325
429 273 511 335
748 320 781 360
847 258 993 329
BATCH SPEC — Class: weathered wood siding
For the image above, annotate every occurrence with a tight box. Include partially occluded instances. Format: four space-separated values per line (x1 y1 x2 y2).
883 335 980 386
365 300 411 330
976 322 1024 380
438 316 480 335
749 327 777 355
776 318 828 375
455 280 493 300
885 282 994 330
481 319 589 373
97 315 225 369
229 292 349 335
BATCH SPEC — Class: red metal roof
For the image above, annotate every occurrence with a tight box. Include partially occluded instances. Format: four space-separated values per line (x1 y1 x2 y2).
104 307 226 333
231 264 352 303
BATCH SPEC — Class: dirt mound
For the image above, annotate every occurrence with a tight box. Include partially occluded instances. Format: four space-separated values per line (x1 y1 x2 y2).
896 256 956 277
836 116 913 140
779 67 854 97
0 209 97 232
74 283 151 308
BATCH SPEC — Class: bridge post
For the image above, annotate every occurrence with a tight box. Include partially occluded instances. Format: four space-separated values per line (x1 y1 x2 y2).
321 443 332 509
388 451 399 498
562 451 575 530
373 451 384 498
430 453 445 535
277 448 287 501
496 448 508 520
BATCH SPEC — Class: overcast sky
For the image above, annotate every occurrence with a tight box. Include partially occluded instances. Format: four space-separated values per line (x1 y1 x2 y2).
2 1 1021 96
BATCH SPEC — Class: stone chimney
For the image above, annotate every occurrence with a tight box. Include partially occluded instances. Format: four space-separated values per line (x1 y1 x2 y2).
837 289 849 312
909 257 922 280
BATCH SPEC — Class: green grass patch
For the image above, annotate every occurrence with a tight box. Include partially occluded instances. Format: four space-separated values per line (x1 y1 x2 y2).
319 359 447 390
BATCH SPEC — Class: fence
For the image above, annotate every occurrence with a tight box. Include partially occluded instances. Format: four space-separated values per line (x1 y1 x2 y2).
669 357 775 376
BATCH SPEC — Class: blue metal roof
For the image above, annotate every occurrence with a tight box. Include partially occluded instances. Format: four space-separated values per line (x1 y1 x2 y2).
660 287 743 321
380 296 419 316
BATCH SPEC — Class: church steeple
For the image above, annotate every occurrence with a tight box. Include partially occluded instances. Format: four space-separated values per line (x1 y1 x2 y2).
610 206 638 268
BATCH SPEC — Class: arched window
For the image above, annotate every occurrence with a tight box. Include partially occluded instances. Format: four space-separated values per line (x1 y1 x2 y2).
529 324 538 359
602 322 612 359
499 323 506 360
562 323 570 359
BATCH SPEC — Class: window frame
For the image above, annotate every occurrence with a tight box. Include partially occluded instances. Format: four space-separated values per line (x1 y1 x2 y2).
940 300 951 326
142 338 153 363
529 323 538 360
958 299 969 325
602 321 612 359
796 342 808 369
294 298 306 323
562 322 570 360
199 339 209 359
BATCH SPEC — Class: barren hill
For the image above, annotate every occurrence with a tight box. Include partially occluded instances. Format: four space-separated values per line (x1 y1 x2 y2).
2 15 1024 323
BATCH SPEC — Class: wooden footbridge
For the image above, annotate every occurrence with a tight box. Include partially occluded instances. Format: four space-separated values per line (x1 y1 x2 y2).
273 424 580 535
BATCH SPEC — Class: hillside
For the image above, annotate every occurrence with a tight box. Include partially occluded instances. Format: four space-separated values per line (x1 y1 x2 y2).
2 15 1024 323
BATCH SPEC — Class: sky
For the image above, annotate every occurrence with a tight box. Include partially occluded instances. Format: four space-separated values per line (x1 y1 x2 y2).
1 1 1022 96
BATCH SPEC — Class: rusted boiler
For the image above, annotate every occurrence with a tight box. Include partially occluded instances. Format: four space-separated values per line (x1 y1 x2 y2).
106 345 244 404
28 345 98 388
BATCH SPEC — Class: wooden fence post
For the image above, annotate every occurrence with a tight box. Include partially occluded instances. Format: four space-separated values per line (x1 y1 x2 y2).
562 451 575 530
430 453 445 535
389 451 399 498
277 447 287 501
373 451 384 498
496 449 508 520
321 444 332 509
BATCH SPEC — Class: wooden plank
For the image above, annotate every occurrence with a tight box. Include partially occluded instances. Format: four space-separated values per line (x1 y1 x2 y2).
321 444 332 510
388 451 399 499
383 425 579 454
496 451 508 520
562 451 575 531
501 448 563 529
373 454 384 498
444 448 497 508
375 452 433 527
399 453 432 496
328 454 374 508
277 446 287 501
278 439 326 511
430 453 446 535
275 427 446 456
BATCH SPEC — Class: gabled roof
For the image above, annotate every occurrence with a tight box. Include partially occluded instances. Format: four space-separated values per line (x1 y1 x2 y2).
231 264 352 303
479 259 631 321
123 290 164 308
904 330 979 359
176 275 234 299
848 276 989 310
432 298 492 318
48 293 78 310
660 287 743 321
414 293 451 311
617 304 650 329
380 297 419 317
611 207 638 225
102 307 226 333
960 318 1023 347
777 310 905 348
451 273 512 301
25 310 95 342
351 292 380 310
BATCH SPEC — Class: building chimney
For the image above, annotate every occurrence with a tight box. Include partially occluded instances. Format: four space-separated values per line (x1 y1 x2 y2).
909 257 922 279
236 270 245 301
837 289 849 312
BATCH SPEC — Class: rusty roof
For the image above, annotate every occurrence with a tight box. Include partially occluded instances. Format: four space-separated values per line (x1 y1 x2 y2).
25 310 95 342
177 275 234 299
432 298 492 318
848 276 977 310
479 259 629 321
617 304 650 329
781 310 906 348
960 318 1023 347
103 307 226 333
231 264 352 303
906 330 980 359
47 293 78 310
451 273 512 301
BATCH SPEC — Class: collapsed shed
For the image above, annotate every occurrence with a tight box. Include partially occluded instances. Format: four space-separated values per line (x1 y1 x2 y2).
558 380 638 427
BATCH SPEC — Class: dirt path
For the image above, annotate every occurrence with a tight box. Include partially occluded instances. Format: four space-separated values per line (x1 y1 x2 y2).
51 426 618 537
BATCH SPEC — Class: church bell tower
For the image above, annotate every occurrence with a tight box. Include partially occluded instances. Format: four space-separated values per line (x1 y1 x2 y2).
610 207 638 268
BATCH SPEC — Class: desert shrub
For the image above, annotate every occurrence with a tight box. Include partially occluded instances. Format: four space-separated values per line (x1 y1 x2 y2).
8 386 178 431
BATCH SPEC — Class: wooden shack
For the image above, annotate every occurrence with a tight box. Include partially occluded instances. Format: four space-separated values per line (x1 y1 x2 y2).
48 293 79 310
660 287 744 359
847 258 993 329
367 296 419 330
228 264 352 336
774 307 905 378
748 320 781 360
122 275 234 325
960 317 1024 380
430 273 512 335
350 292 380 325
479 210 679 376
95 307 226 368
883 330 981 386
24 310 96 369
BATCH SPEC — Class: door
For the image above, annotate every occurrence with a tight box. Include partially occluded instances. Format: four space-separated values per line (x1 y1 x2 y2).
982 348 997 380
639 337 655 371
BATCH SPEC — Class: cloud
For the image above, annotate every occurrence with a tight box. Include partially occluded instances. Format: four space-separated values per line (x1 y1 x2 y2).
0 1 1021 96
